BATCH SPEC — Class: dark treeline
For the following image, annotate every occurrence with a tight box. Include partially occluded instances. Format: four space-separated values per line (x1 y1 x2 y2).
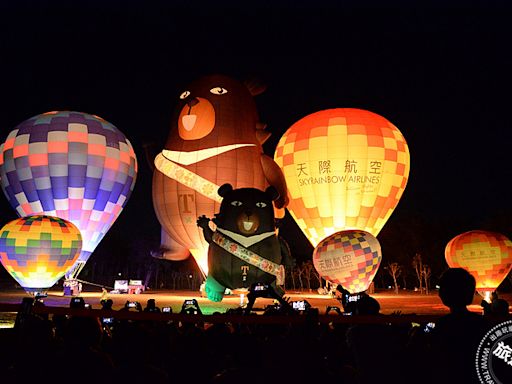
2 206 511 294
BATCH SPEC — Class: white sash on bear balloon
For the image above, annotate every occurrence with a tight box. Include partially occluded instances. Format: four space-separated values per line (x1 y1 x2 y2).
212 231 285 285
154 152 223 202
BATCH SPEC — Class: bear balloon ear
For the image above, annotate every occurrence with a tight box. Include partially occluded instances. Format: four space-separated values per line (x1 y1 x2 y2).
244 78 267 96
218 183 233 198
265 186 279 202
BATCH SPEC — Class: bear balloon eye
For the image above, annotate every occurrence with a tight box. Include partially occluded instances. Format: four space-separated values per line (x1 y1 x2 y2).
210 87 228 95
231 201 243 207
256 202 267 208
180 91 191 100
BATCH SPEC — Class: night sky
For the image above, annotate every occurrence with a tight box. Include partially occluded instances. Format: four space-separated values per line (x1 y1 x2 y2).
1 1 511 276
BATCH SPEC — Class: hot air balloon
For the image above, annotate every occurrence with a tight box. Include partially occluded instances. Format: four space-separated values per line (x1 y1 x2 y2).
152 74 288 276
313 230 382 294
274 108 410 247
0 111 138 278
0 215 82 296
445 230 512 301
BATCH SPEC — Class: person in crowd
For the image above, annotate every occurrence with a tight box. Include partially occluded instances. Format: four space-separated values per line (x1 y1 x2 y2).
481 291 510 320
426 268 490 384
120 300 142 312
6 298 57 382
100 298 114 310
345 294 408 384
144 298 161 313
101 287 109 302
59 315 115 384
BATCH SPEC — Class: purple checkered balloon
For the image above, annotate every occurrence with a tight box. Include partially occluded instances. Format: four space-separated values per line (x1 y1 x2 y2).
0 111 138 278
313 230 382 294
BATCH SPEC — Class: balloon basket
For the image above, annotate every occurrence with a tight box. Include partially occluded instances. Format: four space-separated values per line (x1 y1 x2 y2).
477 289 494 303
63 279 82 296
24 288 48 299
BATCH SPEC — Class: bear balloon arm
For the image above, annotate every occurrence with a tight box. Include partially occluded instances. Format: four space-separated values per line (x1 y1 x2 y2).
255 127 271 144
260 154 289 209
152 229 190 260
197 215 214 243
196 215 211 229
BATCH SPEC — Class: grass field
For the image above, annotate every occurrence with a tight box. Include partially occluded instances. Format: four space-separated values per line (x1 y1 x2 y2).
2 286 510 321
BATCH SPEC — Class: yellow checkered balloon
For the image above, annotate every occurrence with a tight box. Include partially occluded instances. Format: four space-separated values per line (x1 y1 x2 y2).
274 108 410 247
445 230 512 296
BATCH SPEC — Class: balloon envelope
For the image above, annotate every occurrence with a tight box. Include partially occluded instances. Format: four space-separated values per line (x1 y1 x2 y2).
0 215 82 295
274 108 410 247
313 230 382 294
0 111 138 278
445 230 512 294
153 75 287 275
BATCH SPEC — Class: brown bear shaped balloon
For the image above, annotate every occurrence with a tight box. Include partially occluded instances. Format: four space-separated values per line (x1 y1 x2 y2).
153 74 288 276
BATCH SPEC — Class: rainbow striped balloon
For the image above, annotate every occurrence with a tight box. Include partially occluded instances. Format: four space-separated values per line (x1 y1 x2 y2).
0 111 137 278
0 215 82 294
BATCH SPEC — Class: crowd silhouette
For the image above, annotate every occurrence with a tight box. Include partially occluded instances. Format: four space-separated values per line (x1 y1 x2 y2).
0 268 510 384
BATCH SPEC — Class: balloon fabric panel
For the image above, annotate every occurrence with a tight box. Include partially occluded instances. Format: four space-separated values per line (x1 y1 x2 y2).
0 111 137 267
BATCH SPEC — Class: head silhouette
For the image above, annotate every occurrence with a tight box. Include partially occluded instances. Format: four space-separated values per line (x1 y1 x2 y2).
439 268 476 311
491 298 510 316
355 294 381 315
101 299 113 310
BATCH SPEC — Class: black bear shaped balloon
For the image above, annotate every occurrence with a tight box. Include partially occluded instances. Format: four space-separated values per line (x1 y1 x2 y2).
197 183 289 302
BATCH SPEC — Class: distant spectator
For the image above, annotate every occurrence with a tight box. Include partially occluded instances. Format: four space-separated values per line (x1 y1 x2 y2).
144 298 161 313
481 291 510 320
100 299 114 311
353 294 380 315
101 287 109 302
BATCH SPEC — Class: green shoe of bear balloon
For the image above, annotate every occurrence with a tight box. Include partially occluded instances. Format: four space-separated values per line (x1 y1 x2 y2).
205 275 225 302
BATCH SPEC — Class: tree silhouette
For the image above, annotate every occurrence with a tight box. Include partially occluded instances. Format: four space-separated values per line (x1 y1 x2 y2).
422 264 432 295
385 262 402 294
412 253 424 293
302 260 315 291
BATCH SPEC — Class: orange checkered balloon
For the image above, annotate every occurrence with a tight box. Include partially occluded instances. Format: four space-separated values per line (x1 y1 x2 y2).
0 215 82 295
445 230 512 298
274 108 410 247
313 230 382 294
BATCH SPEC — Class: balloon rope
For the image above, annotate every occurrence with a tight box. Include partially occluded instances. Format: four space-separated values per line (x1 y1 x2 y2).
154 153 222 203
212 231 285 285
